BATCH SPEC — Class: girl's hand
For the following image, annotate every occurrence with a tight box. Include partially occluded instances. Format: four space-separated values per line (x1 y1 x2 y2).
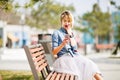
62 35 70 46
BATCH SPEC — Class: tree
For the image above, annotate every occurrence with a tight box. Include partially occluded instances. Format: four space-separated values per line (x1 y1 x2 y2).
110 0 120 10
26 0 75 30
115 24 120 40
0 0 22 24
0 0 13 12
82 3 112 44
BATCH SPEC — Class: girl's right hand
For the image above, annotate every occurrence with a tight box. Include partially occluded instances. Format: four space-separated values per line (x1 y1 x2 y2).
62 35 70 46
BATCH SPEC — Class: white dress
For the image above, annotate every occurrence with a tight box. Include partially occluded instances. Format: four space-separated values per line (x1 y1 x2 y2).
52 53 101 80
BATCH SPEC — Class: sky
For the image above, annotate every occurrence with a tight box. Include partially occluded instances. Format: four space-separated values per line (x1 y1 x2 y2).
56 0 120 16
14 0 120 17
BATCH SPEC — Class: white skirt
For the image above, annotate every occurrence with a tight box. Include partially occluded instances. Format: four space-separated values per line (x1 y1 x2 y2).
52 53 101 80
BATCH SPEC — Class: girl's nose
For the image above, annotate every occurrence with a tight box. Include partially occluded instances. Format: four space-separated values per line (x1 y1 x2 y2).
66 22 70 25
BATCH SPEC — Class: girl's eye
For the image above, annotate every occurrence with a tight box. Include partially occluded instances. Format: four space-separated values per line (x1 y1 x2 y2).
64 20 67 22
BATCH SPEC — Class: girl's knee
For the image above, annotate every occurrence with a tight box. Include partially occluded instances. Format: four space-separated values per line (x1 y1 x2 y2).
94 73 103 80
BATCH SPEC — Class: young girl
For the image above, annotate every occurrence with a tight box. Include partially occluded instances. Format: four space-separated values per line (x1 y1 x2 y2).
52 10 103 80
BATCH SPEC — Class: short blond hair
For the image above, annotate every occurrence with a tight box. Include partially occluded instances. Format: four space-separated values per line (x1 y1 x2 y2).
60 10 74 27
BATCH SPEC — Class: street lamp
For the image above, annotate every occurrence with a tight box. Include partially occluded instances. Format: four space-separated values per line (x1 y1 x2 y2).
20 14 25 47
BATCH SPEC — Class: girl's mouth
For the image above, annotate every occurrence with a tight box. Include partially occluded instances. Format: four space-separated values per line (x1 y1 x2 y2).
65 25 68 28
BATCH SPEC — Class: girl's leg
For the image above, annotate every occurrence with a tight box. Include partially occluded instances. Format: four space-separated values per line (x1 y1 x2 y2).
94 73 103 80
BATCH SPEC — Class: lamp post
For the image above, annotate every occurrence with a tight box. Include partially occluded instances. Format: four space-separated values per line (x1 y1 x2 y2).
20 14 25 47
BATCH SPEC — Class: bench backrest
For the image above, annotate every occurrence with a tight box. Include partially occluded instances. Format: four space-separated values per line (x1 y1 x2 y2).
24 44 51 80
39 40 58 60
39 40 57 60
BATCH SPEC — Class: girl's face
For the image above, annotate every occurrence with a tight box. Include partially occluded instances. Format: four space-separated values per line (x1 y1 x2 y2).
61 16 72 30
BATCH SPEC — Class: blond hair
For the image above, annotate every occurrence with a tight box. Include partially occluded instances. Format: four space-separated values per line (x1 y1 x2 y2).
60 10 74 27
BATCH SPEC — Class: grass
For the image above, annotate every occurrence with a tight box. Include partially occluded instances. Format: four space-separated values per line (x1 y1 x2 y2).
0 70 34 80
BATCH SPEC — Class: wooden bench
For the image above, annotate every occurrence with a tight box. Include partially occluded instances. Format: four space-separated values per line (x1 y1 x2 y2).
96 44 114 50
24 44 77 80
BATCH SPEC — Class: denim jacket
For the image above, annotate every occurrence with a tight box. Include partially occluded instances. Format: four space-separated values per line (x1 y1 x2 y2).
52 27 78 57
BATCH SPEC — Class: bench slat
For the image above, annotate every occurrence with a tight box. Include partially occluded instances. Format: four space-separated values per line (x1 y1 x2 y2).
46 71 54 80
50 72 57 80
55 73 61 80
70 75 74 80
31 50 44 57
33 54 45 62
35 59 47 68
60 73 66 80
30 47 43 53
37 62 48 71
65 74 70 80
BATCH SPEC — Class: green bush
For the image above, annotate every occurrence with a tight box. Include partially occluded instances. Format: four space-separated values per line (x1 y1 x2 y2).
0 70 34 80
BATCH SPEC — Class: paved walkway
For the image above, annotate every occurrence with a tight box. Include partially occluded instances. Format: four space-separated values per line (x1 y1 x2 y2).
86 51 120 64
97 63 120 80
0 49 120 80
86 51 120 80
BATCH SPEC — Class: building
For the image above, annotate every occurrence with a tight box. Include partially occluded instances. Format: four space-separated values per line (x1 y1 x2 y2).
111 11 120 43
